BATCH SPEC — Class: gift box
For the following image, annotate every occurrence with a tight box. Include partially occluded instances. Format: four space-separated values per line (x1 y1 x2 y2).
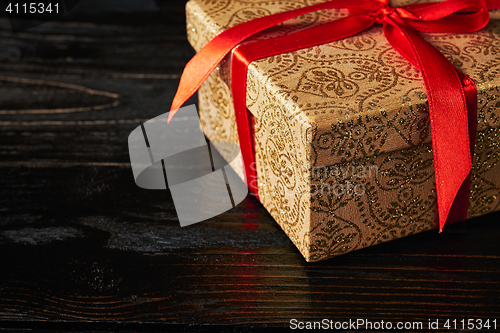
182 0 500 261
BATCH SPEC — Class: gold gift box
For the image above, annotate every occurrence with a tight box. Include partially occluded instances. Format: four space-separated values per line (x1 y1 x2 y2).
186 0 500 261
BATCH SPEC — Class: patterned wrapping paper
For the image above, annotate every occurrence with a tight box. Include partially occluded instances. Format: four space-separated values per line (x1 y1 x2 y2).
187 0 500 261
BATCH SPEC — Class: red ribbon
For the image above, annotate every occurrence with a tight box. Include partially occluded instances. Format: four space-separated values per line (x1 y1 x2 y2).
168 0 500 232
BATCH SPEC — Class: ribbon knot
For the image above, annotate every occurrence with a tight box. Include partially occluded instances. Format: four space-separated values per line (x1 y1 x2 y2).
374 5 395 24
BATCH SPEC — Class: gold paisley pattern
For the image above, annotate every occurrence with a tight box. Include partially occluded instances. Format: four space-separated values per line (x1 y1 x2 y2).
190 0 500 261
468 127 500 217
297 67 359 98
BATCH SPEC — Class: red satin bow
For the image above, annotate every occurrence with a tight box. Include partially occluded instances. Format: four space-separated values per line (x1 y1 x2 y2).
168 0 500 232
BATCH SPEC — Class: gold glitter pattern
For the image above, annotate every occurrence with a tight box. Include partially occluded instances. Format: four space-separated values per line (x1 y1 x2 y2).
189 0 500 261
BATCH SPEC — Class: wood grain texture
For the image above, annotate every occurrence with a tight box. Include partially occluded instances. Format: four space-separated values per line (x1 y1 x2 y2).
0 0 499 331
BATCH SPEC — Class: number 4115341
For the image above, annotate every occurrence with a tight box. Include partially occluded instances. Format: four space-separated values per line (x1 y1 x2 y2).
5 3 59 14
443 319 497 330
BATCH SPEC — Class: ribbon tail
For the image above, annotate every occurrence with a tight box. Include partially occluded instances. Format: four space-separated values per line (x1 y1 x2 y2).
447 73 477 226
384 22 475 232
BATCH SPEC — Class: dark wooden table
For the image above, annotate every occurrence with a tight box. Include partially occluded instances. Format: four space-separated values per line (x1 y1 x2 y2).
0 1 499 332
